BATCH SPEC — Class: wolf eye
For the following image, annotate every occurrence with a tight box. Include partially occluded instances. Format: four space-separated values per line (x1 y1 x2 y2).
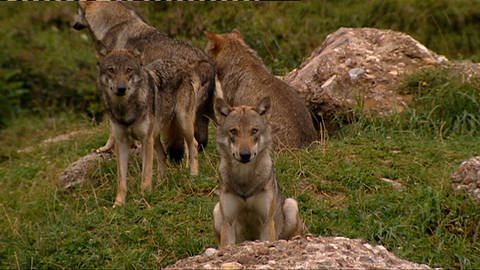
108 67 115 73
229 128 238 136
251 128 259 135
126 67 133 73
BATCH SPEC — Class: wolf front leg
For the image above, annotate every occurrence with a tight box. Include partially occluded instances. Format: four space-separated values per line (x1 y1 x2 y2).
254 190 277 241
154 135 167 180
260 216 276 241
114 138 130 207
217 193 241 248
220 220 236 249
177 110 199 176
141 133 154 194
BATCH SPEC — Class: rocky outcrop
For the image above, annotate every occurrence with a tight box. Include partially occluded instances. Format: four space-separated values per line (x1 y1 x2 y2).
284 27 449 131
58 151 113 189
451 156 480 202
164 236 430 269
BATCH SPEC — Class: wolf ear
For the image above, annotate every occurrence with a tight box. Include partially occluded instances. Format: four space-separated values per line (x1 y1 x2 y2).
78 1 89 9
130 48 144 65
231 28 243 40
214 98 231 125
95 42 108 60
132 48 141 58
205 31 220 42
256 96 272 120
205 31 223 53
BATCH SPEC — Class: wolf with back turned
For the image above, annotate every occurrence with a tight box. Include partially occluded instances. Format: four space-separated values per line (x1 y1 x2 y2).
205 30 317 150
213 96 303 248
73 2 215 162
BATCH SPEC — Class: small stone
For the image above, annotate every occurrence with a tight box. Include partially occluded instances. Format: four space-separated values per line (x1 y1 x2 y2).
348 67 365 80
204 248 218 257
463 177 473 184
388 70 399 76
220 262 243 269
202 263 215 269
257 265 274 270
345 58 353 66
237 255 257 265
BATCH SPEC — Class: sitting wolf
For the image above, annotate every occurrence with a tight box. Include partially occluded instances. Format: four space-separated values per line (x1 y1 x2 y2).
213 97 303 248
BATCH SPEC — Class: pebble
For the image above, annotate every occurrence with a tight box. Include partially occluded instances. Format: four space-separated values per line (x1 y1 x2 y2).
348 67 365 80
220 262 243 269
204 248 218 257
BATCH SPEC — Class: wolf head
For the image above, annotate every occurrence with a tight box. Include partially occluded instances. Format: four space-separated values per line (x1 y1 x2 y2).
97 49 144 101
71 2 89 31
204 29 265 68
215 97 272 164
72 2 137 40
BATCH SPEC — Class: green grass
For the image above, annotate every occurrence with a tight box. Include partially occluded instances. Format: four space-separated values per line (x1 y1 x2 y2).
1 109 480 269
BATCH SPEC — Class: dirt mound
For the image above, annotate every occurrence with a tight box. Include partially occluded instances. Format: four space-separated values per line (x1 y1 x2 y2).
164 236 430 269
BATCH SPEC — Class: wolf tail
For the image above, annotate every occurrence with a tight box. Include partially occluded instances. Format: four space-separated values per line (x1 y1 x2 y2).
167 139 185 163
194 62 216 151
165 124 185 163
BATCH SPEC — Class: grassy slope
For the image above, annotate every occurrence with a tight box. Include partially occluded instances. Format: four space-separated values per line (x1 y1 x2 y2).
1 114 480 269
1 1 480 269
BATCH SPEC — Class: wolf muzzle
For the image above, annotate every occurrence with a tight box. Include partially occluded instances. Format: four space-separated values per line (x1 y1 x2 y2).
239 150 252 163
116 86 127 97
72 22 86 30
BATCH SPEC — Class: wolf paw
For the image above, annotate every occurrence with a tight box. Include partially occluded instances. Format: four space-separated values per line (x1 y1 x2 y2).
113 200 124 208
141 183 152 194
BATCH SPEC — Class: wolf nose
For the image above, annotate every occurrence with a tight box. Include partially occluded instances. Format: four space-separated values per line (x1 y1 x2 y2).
239 151 251 163
116 86 127 96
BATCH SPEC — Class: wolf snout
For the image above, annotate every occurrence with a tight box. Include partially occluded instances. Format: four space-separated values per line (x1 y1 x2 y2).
239 150 252 163
116 86 127 96
72 22 86 30
72 13 87 30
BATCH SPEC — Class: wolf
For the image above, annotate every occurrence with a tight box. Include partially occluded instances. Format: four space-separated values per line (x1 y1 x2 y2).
205 30 317 150
73 2 215 160
97 49 199 207
213 97 302 248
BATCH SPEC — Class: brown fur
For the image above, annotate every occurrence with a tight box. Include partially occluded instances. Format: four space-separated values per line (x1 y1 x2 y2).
205 30 317 150
97 49 199 207
73 2 215 157
213 97 303 248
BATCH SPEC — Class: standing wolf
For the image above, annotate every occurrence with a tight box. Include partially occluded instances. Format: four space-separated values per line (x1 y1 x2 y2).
213 97 302 248
73 2 215 161
98 49 199 207
205 30 317 150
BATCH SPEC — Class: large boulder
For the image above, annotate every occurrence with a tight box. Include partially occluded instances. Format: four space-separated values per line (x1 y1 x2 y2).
284 27 449 131
164 236 430 269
